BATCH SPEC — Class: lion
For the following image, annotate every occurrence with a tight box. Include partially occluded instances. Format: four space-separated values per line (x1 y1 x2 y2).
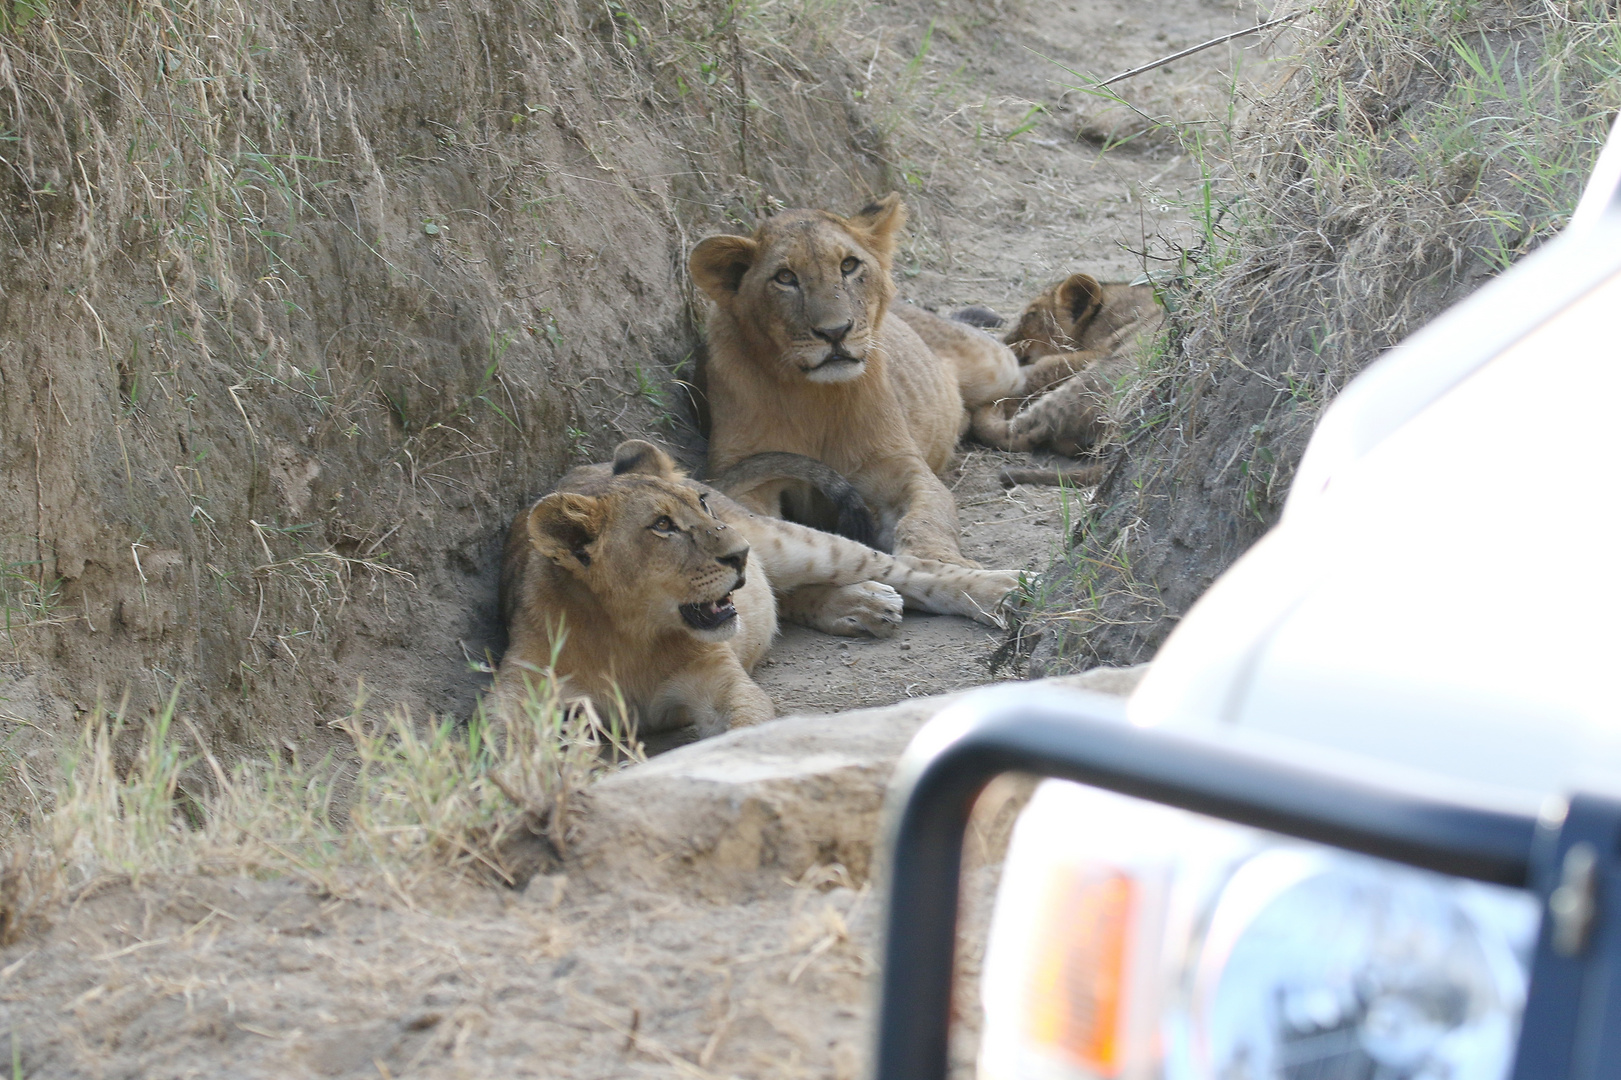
970 273 1163 487
1002 272 1162 393
496 440 1021 738
689 193 1022 569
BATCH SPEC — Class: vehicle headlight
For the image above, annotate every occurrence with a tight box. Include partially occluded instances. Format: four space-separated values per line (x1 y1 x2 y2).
979 781 1539 1080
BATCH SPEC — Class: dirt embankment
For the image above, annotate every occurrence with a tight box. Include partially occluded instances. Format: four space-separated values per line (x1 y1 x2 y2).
0 0 1283 762
0 0 904 767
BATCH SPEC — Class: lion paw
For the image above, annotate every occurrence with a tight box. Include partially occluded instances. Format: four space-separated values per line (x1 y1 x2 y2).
966 570 1022 627
783 581 903 638
826 581 904 637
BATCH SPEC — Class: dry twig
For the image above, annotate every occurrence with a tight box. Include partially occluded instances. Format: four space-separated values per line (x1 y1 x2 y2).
1098 12 1302 87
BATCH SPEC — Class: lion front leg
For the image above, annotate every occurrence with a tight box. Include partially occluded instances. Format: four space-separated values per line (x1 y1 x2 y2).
869 465 978 568
1016 348 1110 399
778 581 903 638
653 656 775 739
883 558 1021 626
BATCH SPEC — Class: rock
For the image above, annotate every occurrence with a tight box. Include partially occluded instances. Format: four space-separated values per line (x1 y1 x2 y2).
568 667 1149 899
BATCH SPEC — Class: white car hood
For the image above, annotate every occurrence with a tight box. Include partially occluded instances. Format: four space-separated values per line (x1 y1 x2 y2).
1130 265 1621 800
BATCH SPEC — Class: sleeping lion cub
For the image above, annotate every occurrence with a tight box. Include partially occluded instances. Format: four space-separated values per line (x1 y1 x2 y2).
971 273 1162 487
496 440 1020 738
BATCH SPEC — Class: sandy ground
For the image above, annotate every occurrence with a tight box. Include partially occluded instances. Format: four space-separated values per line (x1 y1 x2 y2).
754 448 1078 716
0 709 1027 1080
1 872 887 1080
0 1 1272 1075
761 0 1272 718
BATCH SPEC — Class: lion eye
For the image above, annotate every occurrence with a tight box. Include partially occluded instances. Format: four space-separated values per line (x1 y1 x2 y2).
772 268 798 286
841 256 860 275
697 493 717 517
650 516 677 534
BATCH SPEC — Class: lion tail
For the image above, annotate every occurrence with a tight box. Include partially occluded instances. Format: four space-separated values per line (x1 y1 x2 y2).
708 452 879 547
949 304 1006 330
998 462 1109 488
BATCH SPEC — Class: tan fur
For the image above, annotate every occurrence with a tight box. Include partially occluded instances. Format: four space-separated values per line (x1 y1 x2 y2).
690 195 1021 568
972 274 1163 485
1002 273 1162 397
497 441 1021 738
891 300 1023 417
980 366 1119 458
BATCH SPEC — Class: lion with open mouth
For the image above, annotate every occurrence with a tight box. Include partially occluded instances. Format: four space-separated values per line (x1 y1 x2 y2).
495 440 1022 738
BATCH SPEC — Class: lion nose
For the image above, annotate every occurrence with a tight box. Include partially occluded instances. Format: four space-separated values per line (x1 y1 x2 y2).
718 547 748 576
811 320 853 345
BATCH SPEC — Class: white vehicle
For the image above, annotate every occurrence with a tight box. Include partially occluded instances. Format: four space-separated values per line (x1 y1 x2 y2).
873 119 1621 1080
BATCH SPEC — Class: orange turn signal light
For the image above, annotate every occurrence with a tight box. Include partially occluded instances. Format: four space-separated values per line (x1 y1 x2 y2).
1024 864 1137 1076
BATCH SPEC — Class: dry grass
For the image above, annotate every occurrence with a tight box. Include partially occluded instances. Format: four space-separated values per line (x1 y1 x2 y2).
1016 0 1621 670
1166 0 1621 418
0 670 639 942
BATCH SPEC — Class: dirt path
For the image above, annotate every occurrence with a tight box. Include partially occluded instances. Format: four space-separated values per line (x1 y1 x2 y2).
761 0 1271 718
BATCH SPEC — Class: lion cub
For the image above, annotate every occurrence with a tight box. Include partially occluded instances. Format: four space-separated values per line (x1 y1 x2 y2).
690 194 1022 568
971 273 1163 486
497 440 1020 738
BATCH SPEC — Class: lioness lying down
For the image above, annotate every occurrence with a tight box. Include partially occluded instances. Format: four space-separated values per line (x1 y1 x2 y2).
690 193 1022 567
496 440 1019 737
972 273 1163 487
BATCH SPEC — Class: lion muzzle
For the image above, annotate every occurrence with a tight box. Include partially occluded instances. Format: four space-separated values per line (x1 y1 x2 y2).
679 593 739 631
680 548 748 632
803 348 867 382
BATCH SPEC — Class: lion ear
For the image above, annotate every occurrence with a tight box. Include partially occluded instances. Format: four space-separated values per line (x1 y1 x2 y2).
611 440 679 479
1056 273 1105 327
690 235 760 302
527 493 604 570
846 193 907 263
